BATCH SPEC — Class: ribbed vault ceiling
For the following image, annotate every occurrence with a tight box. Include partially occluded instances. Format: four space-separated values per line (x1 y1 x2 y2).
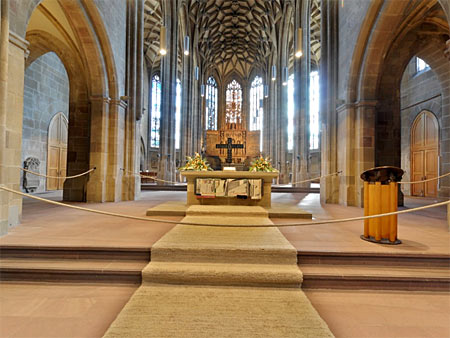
144 0 322 77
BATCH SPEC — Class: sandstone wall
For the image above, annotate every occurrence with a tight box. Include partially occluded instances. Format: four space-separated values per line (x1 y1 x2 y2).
21 52 69 193
400 57 443 195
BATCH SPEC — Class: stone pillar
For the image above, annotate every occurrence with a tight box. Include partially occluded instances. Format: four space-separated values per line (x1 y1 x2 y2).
0 21 30 234
320 0 339 204
180 34 192 163
63 99 91 202
0 0 10 235
158 0 179 183
293 0 310 187
86 96 110 202
121 0 142 198
106 100 127 201
275 2 292 184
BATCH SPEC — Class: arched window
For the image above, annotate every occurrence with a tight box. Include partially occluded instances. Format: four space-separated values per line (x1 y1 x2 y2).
250 76 264 150
225 79 242 126
287 74 295 150
175 78 182 149
150 74 161 148
206 76 218 130
309 71 320 150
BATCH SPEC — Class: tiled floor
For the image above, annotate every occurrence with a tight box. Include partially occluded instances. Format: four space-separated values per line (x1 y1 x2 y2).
305 289 450 338
0 282 137 338
0 190 448 338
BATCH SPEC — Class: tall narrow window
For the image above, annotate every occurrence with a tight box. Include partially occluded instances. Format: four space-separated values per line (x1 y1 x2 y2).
287 74 295 151
225 79 242 127
206 76 218 130
175 78 182 149
151 74 161 148
309 71 320 150
250 76 264 150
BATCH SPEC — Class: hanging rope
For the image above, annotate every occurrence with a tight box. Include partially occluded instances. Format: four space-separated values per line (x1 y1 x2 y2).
0 185 447 228
20 167 96 180
398 172 450 185
288 171 342 185
121 168 182 185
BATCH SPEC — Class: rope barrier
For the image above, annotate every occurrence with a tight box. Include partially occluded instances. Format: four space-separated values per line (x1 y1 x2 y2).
121 169 182 185
398 172 450 185
288 171 342 185
0 185 447 228
20 167 96 180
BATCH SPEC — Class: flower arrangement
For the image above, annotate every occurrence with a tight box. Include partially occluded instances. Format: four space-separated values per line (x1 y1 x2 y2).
248 156 278 172
179 153 213 171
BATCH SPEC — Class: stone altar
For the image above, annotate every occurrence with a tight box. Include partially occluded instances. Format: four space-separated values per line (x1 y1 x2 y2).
181 170 278 207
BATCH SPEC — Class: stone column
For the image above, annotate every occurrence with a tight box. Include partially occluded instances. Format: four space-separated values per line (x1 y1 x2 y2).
0 21 30 234
292 0 310 187
275 3 293 184
106 99 127 201
158 0 179 183
180 34 192 163
63 99 91 202
121 0 142 198
320 0 339 204
86 96 110 202
0 0 10 235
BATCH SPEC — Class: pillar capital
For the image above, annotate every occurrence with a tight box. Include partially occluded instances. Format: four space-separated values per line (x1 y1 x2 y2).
444 39 450 61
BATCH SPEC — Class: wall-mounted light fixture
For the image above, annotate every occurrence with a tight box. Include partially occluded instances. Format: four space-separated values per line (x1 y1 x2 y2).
184 35 190 56
194 66 199 80
295 28 303 58
160 26 167 55
264 85 269 98
200 84 205 97
271 65 276 81
282 67 288 86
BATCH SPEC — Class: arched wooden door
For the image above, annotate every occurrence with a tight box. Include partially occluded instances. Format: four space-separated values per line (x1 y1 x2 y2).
47 113 68 190
411 111 439 197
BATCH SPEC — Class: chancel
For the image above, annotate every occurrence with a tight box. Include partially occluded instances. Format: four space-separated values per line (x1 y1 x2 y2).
0 0 449 337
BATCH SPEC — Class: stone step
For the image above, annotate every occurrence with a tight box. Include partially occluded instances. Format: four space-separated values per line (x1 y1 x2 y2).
143 261 303 288
0 257 147 284
299 263 450 291
151 225 298 265
298 251 450 267
0 245 150 261
186 205 269 217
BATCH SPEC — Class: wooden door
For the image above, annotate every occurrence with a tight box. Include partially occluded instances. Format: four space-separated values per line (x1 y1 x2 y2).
47 113 68 191
411 111 439 197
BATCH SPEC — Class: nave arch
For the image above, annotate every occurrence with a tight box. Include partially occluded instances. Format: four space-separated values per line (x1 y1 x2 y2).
340 0 450 206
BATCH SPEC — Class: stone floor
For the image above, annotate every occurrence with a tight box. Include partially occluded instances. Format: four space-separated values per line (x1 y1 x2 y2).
0 190 448 338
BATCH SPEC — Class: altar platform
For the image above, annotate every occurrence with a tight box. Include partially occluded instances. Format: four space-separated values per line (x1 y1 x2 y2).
146 170 312 219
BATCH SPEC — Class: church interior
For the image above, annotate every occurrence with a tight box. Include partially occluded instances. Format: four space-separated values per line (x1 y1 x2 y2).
0 0 449 337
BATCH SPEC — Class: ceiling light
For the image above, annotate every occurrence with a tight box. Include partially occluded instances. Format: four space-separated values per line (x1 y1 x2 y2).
184 35 190 56
295 28 303 58
271 65 276 81
160 26 167 55
282 67 288 86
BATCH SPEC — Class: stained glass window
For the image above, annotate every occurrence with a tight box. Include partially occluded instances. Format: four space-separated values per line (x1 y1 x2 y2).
175 78 181 149
250 76 264 151
287 74 295 151
206 76 218 130
150 74 161 148
309 71 320 150
225 79 242 126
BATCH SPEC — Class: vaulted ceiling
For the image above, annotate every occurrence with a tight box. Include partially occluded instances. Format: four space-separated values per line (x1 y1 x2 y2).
144 0 322 78
189 0 283 78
